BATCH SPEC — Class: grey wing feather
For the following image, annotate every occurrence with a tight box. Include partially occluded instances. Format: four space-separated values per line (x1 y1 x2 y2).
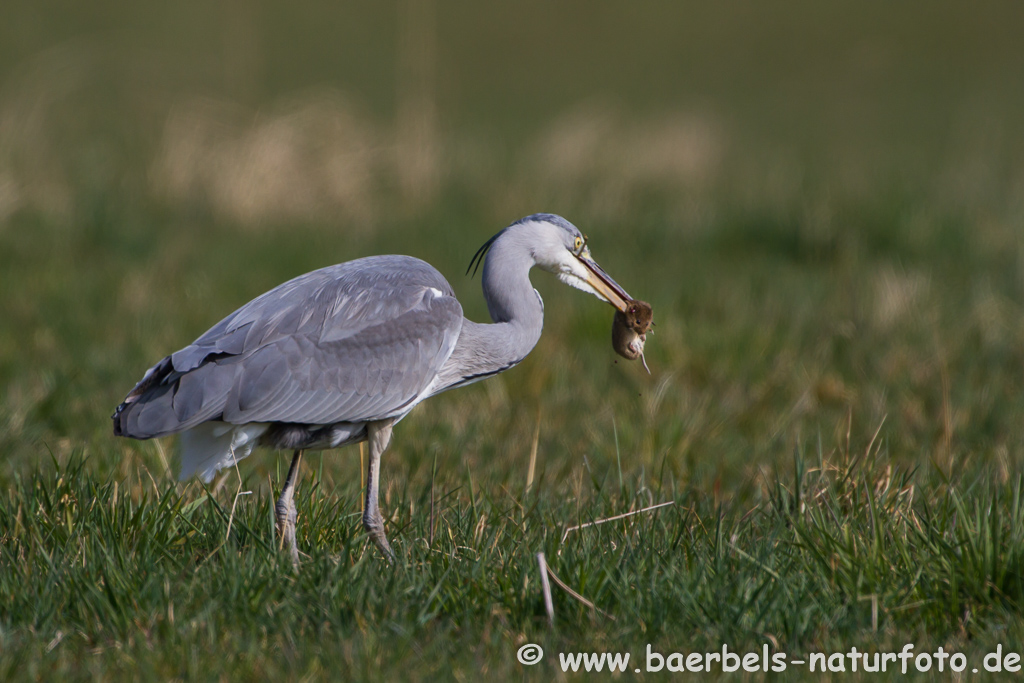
114 255 463 438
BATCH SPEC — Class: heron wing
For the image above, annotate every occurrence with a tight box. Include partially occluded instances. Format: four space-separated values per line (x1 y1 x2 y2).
114 255 464 438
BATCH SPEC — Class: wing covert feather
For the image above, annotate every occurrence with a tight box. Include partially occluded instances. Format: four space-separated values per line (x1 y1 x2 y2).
222 297 463 424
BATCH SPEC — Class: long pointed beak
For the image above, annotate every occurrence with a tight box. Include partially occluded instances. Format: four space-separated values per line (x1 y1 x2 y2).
576 254 632 313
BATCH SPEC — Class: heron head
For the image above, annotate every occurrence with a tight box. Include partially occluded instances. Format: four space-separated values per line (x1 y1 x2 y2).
521 213 633 313
467 213 634 313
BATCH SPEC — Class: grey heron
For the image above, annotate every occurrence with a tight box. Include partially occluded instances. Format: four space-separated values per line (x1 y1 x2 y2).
112 213 636 563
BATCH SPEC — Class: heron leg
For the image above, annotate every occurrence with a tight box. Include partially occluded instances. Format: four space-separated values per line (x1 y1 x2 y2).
275 449 303 567
363 420 395 561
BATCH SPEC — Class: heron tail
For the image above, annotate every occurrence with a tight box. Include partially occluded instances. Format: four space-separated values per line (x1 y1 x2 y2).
179 422 268 483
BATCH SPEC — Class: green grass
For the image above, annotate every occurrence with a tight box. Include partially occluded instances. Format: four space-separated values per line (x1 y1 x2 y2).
3 443 1024 680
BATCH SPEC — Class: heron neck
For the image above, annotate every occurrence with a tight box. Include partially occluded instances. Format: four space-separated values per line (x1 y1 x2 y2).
456 231 545 378
484 229 543 342
429 229 545 394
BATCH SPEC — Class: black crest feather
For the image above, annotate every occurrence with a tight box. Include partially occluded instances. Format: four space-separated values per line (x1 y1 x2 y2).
466 231 501 277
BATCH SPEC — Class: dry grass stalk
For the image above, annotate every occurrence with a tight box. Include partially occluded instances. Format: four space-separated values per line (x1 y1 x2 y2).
543 561 616 621
560 501 675 544
525 408 540 495
536 552 554 626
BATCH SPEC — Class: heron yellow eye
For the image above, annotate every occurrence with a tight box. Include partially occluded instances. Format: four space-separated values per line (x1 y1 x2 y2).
573 235 583 252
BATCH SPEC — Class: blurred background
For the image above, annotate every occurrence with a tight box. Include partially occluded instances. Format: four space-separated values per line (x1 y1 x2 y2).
3 1 1024 496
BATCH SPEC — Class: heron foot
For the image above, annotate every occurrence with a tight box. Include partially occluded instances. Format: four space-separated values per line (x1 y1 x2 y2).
363 509 394 562
275 495 299 567
363 420 396 563
275 449 303 568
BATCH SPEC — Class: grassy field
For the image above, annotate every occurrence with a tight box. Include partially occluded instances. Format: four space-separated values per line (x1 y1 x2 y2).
4 2 1024 680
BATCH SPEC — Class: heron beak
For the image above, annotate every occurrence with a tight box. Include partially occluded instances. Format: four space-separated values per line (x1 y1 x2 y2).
575 254 632 312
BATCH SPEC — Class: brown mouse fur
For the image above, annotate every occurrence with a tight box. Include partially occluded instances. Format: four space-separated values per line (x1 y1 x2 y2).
612 300 653 371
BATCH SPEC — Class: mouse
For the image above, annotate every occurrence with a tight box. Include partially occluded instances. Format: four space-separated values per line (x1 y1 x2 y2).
612 299 653 372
